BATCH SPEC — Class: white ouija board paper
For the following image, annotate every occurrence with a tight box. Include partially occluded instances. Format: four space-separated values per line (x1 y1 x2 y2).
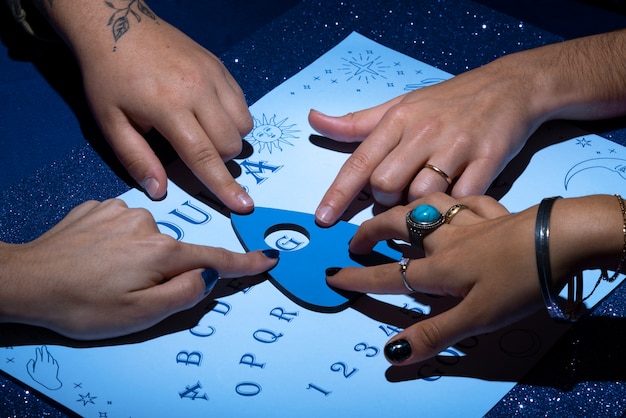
2 32 626 417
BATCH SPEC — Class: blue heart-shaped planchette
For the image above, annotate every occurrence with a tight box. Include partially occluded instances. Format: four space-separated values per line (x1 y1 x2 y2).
231 207 401 313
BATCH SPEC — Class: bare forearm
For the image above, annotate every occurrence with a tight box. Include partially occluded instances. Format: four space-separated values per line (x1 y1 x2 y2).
0 242 22 324
490 29 626 123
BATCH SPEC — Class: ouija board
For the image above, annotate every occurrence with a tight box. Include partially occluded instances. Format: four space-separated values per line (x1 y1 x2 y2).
1 32 625 417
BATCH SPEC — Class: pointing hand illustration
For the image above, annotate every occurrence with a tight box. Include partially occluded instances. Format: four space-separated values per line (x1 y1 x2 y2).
26 345 62 390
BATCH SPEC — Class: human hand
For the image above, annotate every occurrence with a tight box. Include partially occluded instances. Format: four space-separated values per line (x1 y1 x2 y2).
310 60 542 226
79 19 253 210
326 193 546 365
327 192 624 364
1 199 278 340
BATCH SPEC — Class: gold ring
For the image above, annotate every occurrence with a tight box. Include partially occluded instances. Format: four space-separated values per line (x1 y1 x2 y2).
424 163 452 185
444 204 469 224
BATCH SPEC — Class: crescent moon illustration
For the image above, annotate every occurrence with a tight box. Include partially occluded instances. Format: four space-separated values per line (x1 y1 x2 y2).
564 157 626 190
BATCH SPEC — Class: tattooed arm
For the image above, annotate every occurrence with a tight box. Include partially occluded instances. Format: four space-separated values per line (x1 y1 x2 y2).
31 0 255 211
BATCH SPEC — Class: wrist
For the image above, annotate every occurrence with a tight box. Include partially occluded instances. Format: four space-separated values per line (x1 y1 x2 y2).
549 194 625 286
35 0 161 58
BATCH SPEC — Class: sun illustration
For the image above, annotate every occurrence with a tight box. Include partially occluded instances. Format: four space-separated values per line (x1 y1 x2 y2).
246 113 300 153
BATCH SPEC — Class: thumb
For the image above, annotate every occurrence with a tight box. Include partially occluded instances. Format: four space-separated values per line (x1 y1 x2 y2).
308 100 397 143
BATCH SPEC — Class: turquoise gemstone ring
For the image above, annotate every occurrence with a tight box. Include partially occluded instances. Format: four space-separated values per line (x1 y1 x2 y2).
406 204 445 249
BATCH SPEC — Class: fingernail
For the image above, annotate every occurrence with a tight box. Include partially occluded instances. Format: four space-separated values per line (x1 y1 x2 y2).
202 268 219 294
262 249 280 259
141 177 161 199
325 267 342 277
237 192 254 208
385 339 412 363
316 205 334 225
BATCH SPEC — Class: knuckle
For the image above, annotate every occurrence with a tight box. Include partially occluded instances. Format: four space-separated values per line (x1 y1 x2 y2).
410 175 447 198
171 276 203 306
123 207 158 229
219 139 244 161
213 248 238 271
238 114 254 136
153 233 180 251
128 206 154 220
188 144 222 168
344 151 373 174
120 151 150 179
325 187 354 210
370 173 400 195
384 102 419 127
414 321 444 353
102 198 128 210
78 200 103 211
389 205 409 219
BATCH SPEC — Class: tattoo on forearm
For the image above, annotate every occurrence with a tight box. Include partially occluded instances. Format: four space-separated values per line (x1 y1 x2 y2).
105 0 157 45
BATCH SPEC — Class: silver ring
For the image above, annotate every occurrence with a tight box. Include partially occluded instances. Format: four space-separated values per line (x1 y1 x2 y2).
399 257 416 293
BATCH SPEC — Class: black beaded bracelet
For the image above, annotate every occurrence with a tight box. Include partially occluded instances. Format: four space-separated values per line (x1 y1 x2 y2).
535 196 584 323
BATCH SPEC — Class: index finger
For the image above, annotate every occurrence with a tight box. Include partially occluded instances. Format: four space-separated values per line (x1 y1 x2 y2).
150 243 280 307
164 244 280 281
315 147 380 226
158 112 254 214
315 123 404 226
308 98 400 142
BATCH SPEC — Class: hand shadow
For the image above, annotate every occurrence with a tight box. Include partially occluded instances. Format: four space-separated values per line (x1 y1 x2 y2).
164 141 250 216
346 290 626 390
385 315 626 391
486 120 617 200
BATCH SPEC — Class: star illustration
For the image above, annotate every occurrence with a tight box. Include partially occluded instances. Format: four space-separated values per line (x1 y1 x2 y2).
77 392 97 406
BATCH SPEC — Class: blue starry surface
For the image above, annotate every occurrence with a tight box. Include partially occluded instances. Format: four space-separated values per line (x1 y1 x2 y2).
1 0 626 416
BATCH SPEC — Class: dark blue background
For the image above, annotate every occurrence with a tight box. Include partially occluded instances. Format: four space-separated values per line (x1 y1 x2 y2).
1 0 626 416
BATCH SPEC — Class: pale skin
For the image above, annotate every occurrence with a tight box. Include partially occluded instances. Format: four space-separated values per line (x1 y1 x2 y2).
0 0 275 339
0 199 278 340
326 193 624 365
311 29 626 226
33 0 254 210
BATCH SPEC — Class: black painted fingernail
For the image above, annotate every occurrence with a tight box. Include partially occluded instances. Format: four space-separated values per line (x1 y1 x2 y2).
202 268 219 294
325 267 342 277
262 249 280 259
385 339 412 363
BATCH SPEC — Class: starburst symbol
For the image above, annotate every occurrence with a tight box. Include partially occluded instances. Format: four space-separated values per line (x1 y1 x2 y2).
340 52 389 83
